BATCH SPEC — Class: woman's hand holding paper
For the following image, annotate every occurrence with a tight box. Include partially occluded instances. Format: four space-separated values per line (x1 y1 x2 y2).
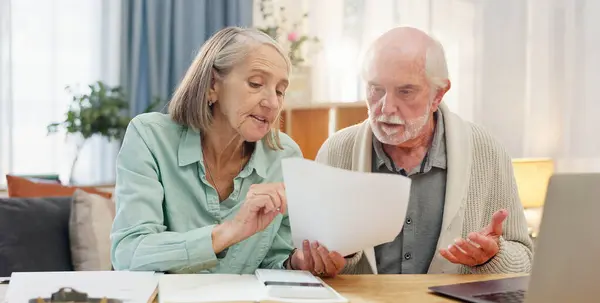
289 240 346 277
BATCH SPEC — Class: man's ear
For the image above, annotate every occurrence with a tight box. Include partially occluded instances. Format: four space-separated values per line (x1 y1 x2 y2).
431 80 451 111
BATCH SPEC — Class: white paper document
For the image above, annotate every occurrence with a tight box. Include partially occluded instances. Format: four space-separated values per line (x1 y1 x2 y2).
159 270 347 303
4 271 158 303
282 158 411 256
160 274 264 303
0 277 8 303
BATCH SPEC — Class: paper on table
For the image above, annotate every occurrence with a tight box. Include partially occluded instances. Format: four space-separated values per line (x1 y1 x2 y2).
5 271 158 303
159 273 347 303
0 277 8 303
159 274 263 303
282 158 411 256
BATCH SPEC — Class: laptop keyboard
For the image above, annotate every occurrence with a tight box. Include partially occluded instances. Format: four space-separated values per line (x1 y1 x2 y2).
473 289 526 303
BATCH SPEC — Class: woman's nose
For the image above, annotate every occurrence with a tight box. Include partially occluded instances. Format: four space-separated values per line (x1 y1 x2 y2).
261 91 280 109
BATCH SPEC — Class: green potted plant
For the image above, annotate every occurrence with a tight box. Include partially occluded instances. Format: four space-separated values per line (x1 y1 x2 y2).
47 81 160 184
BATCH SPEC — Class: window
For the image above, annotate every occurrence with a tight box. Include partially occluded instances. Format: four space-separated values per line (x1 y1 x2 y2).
0 0 120 186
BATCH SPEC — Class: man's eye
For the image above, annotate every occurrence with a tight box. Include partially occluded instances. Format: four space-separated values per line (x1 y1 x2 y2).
369 86 385 96
249 82 262 88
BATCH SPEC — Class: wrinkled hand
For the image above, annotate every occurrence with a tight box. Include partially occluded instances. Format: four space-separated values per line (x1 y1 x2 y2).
289 240 346 277
439 209 508 267
233 183 287 239
213 183 286 253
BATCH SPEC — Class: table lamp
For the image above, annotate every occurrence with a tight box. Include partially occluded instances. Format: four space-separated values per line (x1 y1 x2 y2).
512 158 554 237
512 158 554 208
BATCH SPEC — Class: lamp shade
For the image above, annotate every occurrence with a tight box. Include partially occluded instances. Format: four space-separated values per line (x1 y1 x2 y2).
512 158 554 208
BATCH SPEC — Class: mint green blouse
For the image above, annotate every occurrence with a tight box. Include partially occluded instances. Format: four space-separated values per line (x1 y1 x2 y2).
110 113 303 274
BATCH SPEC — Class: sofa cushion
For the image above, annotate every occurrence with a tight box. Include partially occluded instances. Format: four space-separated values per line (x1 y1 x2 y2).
69 189 115 271
0 196 74 276
5 175 112 199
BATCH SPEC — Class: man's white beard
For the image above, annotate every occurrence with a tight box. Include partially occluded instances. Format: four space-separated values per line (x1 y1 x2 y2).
369 101 432 145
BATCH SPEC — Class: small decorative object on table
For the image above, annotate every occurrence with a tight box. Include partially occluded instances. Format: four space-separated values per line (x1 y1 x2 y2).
30 287 121 303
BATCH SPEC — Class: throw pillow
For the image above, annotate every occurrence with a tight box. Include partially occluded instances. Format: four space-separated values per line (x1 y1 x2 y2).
0 196 74 276
6 175 112 199
69 189 115 271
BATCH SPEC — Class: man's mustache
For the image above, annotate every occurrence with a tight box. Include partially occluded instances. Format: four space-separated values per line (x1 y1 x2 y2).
376 115 406 125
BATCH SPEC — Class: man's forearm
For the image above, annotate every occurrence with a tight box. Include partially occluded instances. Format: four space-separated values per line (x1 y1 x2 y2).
339 251 374 274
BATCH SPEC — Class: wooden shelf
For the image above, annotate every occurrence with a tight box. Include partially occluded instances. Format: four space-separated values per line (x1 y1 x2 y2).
280 102 368 159
283 100 366 109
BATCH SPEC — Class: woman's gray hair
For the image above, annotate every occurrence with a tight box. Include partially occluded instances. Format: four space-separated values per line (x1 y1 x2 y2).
168 26 291 150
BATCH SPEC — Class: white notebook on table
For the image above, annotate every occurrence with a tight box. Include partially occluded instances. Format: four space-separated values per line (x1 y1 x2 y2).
159 269 348 303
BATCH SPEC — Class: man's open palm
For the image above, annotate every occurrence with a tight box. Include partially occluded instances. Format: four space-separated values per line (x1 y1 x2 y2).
440 209 508 267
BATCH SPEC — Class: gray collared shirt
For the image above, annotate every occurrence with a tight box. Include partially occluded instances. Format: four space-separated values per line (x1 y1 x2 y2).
372 110 447 274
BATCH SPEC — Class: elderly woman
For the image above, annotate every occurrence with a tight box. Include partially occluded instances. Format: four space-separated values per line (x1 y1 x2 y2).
110 27 345 276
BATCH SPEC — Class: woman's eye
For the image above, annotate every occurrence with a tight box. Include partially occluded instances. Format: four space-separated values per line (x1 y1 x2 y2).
276 90 284 97
249 82 262 88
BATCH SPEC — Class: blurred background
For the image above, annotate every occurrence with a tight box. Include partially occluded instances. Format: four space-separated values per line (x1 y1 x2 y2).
1 0 599 225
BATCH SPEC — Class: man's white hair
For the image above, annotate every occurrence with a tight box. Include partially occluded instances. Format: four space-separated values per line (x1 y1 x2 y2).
361 28 449 91
424 38 449 90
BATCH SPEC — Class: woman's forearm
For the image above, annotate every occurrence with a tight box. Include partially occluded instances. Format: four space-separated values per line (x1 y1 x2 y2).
112 223 223 273
211 221 241 254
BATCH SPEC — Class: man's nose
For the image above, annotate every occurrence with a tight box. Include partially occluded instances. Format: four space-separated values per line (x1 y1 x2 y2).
380 94 397 115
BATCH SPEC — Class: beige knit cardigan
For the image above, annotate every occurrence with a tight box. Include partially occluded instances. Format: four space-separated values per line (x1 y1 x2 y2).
315 104 534 274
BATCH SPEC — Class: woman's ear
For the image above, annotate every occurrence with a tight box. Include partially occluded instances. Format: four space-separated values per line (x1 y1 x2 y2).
208 69 220 103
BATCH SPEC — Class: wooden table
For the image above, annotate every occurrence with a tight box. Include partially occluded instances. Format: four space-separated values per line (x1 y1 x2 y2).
322 274 526 302
1 274 525 303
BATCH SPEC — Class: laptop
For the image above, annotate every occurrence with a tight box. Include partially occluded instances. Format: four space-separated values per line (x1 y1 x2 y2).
428 173 600 303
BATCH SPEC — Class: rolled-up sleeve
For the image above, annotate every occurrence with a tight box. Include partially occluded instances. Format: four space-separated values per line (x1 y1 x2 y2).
110 118 218 272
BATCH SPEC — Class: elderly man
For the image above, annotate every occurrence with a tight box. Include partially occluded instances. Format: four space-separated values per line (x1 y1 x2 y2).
315 27 533 275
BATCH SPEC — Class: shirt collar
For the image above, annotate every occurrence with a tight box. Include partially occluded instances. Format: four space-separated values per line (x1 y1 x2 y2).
178 127 202 167
427 109 447 170
177 127 268 179
373 110 447 174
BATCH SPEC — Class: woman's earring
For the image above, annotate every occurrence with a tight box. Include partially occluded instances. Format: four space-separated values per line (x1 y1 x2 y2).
208 100 215 107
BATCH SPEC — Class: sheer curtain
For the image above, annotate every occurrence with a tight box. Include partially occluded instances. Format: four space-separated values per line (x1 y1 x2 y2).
0 0 121 186
307 0 600 171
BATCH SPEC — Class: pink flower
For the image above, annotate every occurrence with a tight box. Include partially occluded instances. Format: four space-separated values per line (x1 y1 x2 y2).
287 32 299 42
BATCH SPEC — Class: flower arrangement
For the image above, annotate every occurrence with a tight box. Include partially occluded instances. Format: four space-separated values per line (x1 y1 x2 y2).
256 0 320 67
